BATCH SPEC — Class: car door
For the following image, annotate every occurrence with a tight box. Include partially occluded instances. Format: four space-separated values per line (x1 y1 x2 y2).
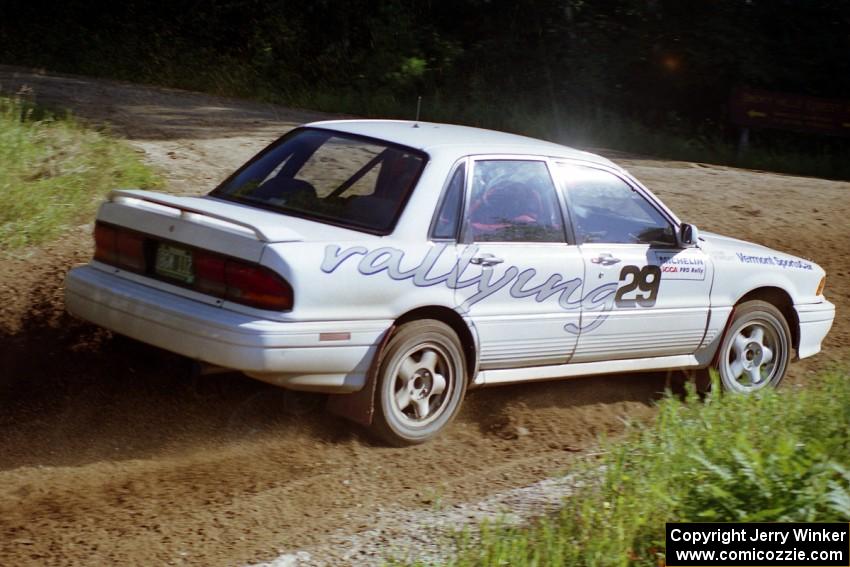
451 157 587 370
554 162 713 362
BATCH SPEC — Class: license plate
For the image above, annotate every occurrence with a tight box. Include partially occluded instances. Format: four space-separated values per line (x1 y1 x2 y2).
155 244 194 284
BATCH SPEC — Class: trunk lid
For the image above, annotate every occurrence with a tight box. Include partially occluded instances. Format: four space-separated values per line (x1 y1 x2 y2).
98 189 372 262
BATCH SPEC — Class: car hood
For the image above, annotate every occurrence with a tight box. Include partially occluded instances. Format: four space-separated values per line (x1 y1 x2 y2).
700 230 815 268
700 230 776 254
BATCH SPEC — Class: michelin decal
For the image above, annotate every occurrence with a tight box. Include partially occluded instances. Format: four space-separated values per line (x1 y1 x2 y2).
653 250 707 281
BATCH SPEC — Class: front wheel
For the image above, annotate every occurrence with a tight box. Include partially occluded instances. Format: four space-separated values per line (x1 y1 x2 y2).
371 320 467 446
715 300 792 393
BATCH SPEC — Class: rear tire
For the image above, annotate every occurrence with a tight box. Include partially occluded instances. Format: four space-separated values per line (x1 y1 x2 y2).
370 320 467 446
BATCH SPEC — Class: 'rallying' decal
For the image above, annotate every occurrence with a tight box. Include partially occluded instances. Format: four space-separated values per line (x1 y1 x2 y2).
321 244 619 334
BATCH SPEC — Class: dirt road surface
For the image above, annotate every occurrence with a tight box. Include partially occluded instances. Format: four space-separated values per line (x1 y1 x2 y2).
0 66 847 566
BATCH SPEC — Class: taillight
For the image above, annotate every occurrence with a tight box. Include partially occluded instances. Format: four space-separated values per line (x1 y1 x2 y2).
94 223 118 264
193 250 292 309
116 230 145 271
225 261 293 310
194 251 227 297
94 222 145 272
93 222 293 311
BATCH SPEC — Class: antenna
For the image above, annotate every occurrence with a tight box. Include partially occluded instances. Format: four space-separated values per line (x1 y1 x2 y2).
414 96 422 127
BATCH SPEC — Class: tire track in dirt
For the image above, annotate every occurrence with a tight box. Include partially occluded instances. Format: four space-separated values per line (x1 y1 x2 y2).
0 66 847 565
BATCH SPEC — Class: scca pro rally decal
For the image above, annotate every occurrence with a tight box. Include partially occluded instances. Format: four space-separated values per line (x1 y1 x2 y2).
321 244 657 334
653 250 707 281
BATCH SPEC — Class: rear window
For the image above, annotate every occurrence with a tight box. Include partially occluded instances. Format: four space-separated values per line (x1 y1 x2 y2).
212 128 427 234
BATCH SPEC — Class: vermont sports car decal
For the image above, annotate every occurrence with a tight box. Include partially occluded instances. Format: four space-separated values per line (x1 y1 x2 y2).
322 244 641 334
736 252 813 271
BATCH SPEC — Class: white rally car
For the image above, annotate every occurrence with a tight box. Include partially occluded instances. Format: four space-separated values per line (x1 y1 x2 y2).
64 120 835 445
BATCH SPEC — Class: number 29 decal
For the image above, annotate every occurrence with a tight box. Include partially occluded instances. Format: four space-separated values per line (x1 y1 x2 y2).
615 265 661 307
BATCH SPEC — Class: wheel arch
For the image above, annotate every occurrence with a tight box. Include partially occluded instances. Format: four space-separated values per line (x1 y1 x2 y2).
326 305 478 427
394 306 478 382
733 286 799 352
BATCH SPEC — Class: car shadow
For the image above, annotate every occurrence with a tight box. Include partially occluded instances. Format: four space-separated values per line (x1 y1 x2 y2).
461 367 693 441
1 309 695 472
0 307 373 470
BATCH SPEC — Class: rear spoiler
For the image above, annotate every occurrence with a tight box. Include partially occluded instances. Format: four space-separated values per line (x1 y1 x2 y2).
108 189 302 243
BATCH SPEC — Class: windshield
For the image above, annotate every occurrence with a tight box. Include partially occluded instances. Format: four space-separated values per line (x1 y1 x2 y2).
212 128 427 234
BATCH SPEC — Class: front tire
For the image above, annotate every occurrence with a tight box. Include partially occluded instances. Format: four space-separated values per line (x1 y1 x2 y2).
371 320 467 446
715 300 792 393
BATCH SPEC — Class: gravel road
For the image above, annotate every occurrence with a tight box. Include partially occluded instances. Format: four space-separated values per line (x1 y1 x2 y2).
0 65 846 566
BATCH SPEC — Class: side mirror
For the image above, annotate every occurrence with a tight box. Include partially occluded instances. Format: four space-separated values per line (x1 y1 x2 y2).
679 223 700 247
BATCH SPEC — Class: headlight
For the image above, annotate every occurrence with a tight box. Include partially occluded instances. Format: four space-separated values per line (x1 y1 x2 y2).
816 276 826 296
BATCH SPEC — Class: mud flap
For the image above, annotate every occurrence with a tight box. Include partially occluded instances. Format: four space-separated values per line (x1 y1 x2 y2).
711 305 737 367
690 304 739 393
325 324 395 426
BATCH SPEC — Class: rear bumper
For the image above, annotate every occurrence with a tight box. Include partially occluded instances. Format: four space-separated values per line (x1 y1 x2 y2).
64 265 391 392
794 300 835 359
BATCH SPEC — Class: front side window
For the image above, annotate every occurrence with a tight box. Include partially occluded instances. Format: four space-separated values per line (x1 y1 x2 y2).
466 160 565 243
213 128 426 234
559 164 676 246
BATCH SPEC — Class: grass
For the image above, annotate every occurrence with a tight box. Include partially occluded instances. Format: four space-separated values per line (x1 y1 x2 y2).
400 371 850 566
0 96 161 249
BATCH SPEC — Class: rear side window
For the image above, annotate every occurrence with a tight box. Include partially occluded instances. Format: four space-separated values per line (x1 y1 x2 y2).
213 128 427 234
559 164 676 246
466 160 565 243
431 164 465 240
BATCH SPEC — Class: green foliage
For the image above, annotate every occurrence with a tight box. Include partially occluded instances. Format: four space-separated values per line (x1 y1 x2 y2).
402 371 850 566
0 97 160 249
1 0 848 178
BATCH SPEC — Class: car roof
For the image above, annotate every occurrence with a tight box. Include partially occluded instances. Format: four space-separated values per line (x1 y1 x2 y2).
305 119 617 167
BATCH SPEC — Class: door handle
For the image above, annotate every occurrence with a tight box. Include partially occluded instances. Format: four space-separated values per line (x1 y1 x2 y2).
470 253 504 266
590 253 621 266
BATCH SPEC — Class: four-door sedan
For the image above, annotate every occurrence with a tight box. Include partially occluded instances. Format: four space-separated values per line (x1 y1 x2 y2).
64 120 835 445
